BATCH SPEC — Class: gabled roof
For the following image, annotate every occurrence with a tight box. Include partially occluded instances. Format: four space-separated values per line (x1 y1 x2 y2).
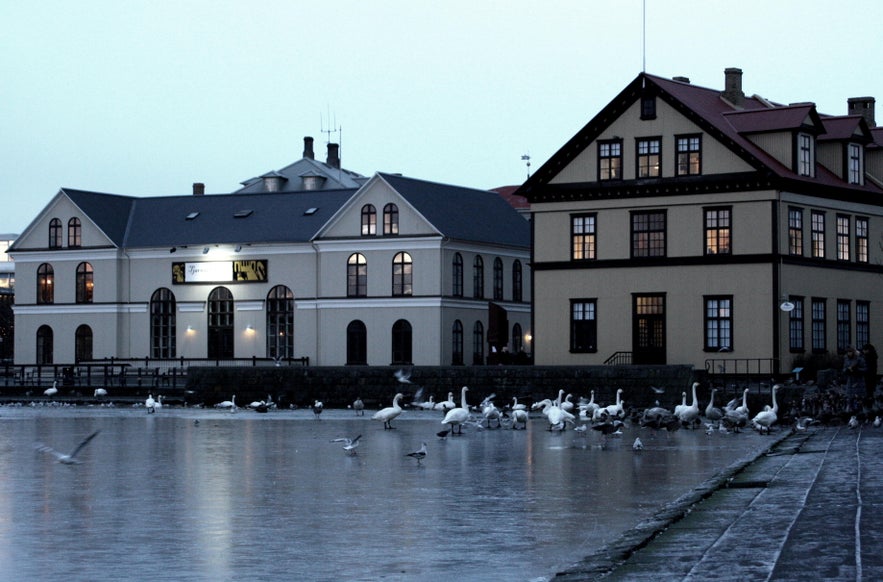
235 156 366 193
519 72 883 199
818 115 872 142
378 173 530 248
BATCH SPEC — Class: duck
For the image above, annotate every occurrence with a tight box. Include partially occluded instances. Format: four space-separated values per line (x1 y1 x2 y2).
373 393 404 429
441 386 470 435
751 385 779 434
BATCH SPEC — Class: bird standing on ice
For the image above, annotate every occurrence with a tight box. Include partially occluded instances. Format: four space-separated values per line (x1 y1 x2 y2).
145 393 156 414
312 400 324 419
353 396 365 416
441 386 470 435
406 442 427 464
373 393 404 429
44 381 59 398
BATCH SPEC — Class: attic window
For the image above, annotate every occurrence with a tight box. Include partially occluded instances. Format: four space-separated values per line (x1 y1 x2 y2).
233 209 254 218
185 212 200 220
304 207 318 216
640 94 656 120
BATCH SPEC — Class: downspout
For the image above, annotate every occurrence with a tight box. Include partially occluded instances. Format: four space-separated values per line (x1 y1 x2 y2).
311 240 321 365
771 198 781 375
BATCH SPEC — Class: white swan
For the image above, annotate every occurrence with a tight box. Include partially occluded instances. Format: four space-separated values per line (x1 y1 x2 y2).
373 392 404 429
560 393 575 413
601 388 624 420
752 385 779 434
154 395 163 412
482 398 502 428
511 396 527 412
44 381 58 398
35 430 101 465
511 407 528 429
418 395 436 410
735 388 750 416
579 391 599 419
94 388 108 397
677 382 700 428
673 391 688 417
434 392 456 412
215 394 237 411
441 386 470 434
145 393 156 413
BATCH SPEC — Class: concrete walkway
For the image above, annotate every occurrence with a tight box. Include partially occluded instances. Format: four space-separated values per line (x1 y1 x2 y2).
555 424 883 581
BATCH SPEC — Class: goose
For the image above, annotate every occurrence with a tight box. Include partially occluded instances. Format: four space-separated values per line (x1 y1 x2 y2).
751 385 779 434
676 382 701 428
373 392 404 429
704 388 723 426
434 392 456 412
441 386 470 435
145 393 156 413
353 396 365 416
35 430 101 465
43 381 58 398
215 395 236 411
93 388 108 398
510 407 529 430
406 442 427 464
331 434 361 455
312 400 324 419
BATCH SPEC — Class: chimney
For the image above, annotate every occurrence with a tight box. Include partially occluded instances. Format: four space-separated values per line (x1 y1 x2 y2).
722 67 744 107
327 143 340 169
192 182 205 196
303 136 315 159
848 97 876 128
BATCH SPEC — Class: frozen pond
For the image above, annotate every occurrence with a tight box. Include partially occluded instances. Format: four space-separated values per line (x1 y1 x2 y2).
0 403 775 581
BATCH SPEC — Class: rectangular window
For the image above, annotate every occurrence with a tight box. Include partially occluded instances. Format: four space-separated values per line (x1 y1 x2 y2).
848 143 863 185
856 217 869 263
788 207 803 256
798 133 814 177
837 300 851 352
571 214 596 260
570 300 597 353
789 296 804 352
704 296 733 351
636 138 661 178
836 215 850 261
857 301 870 348
631 211 666 258
640 95 656 120
811 298 826 353
811 210 825 259
676 135 701 176
704 207 731 255
598 140 622 181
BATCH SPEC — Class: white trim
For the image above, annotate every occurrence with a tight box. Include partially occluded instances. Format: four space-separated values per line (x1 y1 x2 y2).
236 301 264 311
12 303 146 315
178 302 206 313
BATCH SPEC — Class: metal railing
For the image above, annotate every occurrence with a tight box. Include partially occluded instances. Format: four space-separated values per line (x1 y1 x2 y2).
604 351 633 365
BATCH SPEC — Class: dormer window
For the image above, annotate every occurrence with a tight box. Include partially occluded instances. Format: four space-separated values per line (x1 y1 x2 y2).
640 95 656 120
848 143 863 185
797 133 815 177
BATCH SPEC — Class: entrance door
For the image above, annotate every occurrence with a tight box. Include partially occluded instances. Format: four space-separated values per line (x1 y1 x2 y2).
632 294 666 364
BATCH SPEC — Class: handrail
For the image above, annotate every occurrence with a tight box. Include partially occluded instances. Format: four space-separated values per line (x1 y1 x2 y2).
604 351 632 365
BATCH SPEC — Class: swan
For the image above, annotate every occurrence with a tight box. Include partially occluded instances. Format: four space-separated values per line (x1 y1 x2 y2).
145 393 156 413
93 388 108 397
35 430 101 465
481 398 502 428
418 395 436 410
353 396 365 416
676 382 701 428
735 388 750 417
579 391 599 419
312 400 324 419
154 395 163 411
441 386 470 434
704 388 723 426
406 442 427 464
538 397 568 431
597 388 624 420
560 393 575 413
434 392 456 412
874 416 881 428
373 392 404 429
751 385 779 434
511 396 527 412
673 391 688 417
215 395 236 411
511 407 529 430
44 381 58 398
248 398 265 409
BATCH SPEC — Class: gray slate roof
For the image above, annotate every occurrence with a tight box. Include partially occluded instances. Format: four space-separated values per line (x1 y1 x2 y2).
235 157 367 193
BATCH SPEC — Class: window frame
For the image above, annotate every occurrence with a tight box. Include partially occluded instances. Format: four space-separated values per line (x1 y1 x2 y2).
392 252 412 297
856 217 869 263
836 214 850 261
597 139 623 181
704 207 731 255
512 260 523 302
452 253 464 297
788 296 805 352
571 214 596 261
675 134 702 176
797 132 815 177
75 262 94 304
266 285 294 360
49 218 62 249
847 143 863 185
383 203 399 236
636 137 662 178
472 320 484 365
837 299 851 353
150 287 177 359
360 204 376 236
346 320 368 365
472 256 484 299
451 319 464 366
37 263 54 304
811 298 826 354
492 257 504 301
570 299 597 353
67 217 82 248
811 210 825 259
631 210 667 258
788 207 804 256
857 301 870 348
347 253 367 298
704 296 733 351
75 324 93 362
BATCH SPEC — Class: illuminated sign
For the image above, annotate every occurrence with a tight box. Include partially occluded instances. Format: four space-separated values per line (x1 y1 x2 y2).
172 260 268 284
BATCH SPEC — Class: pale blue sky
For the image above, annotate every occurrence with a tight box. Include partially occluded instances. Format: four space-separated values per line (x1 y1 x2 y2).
2 0 881 234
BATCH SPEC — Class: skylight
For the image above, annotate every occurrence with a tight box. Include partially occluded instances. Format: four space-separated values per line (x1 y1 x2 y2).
304 207 318 215
233 209 254 218
185 212 200 220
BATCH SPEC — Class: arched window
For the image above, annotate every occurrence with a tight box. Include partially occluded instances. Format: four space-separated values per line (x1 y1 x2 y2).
473 256 484 299
347 320 367 365
150 288 176 358
75 262 94 304
37 263 54 304
392 252 412 296
347 253 367 297
36 325 53 364
266 285 294 359
68 217 82 248
361 204 376 236
383 203 399 235
75 324 93 362
472 321 484 365
49 218 62 249
512 322 523 354
207 287 234 359
493 257 504 301
512 260 523 302
391 319 412 365
452 320 464 365
452 253 463 297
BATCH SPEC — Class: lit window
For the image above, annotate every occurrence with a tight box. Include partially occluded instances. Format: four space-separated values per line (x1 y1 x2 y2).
637 138 661 178
571 214 596 260
392 252 412 296
704 208 731 255
837 215 850 261
797 133 815 177
788 208 803 256
811 211 825 259
676 135 702 176
856 217 869 263
347 254 367 297
360 205 376 236
598 140 622 181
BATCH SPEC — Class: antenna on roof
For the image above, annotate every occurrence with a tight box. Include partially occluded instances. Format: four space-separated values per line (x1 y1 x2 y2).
642 0 647 72
521 154 531 179
320 106 340 145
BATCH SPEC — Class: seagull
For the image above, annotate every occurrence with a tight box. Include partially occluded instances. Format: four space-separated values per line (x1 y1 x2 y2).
312 400 324 419
848 415 859 429
394 368 413 384
35 430 101 465
406 442 427 464
331 434 362 455
650 385 665 394
632 437 644 451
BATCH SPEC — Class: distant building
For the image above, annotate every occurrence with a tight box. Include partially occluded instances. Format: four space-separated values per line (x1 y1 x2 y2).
519 68 883 374
0 234 15 361
8 139 531 366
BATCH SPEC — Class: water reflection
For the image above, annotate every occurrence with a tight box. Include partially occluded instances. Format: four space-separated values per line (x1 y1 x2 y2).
0 407 772 581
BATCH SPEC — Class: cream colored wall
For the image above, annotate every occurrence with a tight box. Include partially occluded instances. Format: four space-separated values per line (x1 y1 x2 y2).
744 132 791 169
550 99 753 185
816 143 842 179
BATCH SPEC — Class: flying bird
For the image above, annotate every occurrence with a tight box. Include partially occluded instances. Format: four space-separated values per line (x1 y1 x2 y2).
35 430 101 465
406 442 427 464
331 434 362 455
394 368 413 384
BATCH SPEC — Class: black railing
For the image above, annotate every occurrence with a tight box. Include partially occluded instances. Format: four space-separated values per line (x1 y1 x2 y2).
604 351 632 365
704 357 779 398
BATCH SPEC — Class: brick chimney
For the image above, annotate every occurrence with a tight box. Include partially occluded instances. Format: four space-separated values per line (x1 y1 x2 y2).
848 97 876 128
327 143 340 169
303 136 315 159
192 182 205 196
722 67 744 107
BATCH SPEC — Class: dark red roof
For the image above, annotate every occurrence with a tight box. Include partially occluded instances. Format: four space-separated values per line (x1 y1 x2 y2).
491 185 530 209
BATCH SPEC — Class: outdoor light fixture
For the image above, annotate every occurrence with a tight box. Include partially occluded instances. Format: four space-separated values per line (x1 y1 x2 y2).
235 245 242 252
202 247 209 254
169 247 176 253
246 324 254 331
